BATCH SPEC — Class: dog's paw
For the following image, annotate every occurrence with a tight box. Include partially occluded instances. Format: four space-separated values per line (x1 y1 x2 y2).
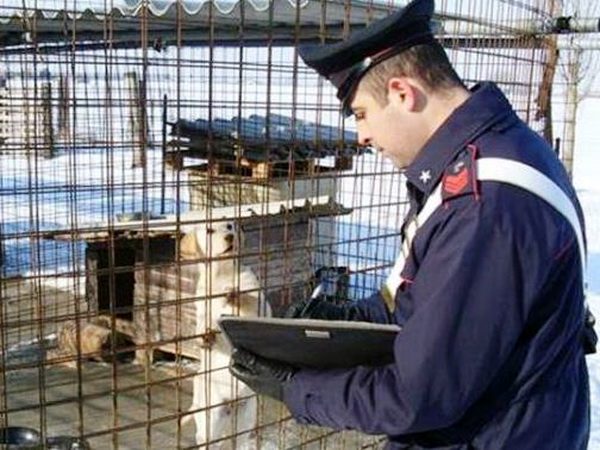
201 329 219 349
225 291 239 307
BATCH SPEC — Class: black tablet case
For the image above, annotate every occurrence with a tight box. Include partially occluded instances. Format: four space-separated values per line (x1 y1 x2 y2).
218 316 401 369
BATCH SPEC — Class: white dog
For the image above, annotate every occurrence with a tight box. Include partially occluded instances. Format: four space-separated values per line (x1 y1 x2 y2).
179 220 271 448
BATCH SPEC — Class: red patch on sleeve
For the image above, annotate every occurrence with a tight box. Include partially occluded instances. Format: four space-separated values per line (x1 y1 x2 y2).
443 168 470 195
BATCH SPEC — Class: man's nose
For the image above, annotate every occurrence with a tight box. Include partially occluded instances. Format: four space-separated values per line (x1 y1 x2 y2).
357 131 372 147
356 121 371 147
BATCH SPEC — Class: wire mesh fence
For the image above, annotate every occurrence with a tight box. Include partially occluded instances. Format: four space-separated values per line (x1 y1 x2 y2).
0 0 593 448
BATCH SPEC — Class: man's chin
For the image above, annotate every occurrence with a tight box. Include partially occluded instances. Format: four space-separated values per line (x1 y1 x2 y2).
384 154 407 169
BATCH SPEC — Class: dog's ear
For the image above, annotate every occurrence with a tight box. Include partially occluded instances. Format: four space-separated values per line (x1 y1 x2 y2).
179 230 203 260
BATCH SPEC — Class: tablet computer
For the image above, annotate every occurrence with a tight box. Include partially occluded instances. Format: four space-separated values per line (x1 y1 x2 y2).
217 316 401 369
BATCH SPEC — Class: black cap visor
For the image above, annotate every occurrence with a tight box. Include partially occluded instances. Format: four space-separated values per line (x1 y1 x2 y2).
330 21 437 117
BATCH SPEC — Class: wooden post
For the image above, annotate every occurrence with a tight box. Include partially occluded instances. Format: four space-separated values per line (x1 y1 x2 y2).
86 245 100 313
537 0 561 145
41 82 54 158
161 94 167 214
0 78 7 150
57 75 69 140
562 48 582 179
24 86 33 157
537 46 558 144
126 71 147 168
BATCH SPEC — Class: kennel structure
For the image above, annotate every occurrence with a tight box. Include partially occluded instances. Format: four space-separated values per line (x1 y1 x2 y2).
1 0 596 448
45 196 350 362
168 114 357 208
168 113 364 267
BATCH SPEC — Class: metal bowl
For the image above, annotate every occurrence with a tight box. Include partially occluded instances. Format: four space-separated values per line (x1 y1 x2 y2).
0 426 41 448
46 436 91 450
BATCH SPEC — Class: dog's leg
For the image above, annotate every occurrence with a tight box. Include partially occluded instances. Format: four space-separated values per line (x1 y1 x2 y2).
232 389 259 449
181 372 211 445
209 399 231 449
209 390 262 450
190 276 215 447
191 373 210 447
207 370 260 449
205 350 234 447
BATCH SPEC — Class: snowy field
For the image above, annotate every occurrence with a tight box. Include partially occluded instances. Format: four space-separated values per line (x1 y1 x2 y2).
572 97 600 449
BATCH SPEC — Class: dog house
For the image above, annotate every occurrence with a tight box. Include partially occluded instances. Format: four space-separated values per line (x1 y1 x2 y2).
45 196 350 360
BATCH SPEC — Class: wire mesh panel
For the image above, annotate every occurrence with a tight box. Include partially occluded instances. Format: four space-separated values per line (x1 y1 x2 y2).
0 0 582 448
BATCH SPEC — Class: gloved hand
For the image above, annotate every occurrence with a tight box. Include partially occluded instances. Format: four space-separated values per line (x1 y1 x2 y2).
229 349 296 402
285 294 367 321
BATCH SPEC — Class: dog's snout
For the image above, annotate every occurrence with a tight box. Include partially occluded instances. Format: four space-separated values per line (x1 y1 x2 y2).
225 234 234 243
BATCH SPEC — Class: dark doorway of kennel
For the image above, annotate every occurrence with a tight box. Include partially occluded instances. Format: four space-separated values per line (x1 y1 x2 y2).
85 240 136 321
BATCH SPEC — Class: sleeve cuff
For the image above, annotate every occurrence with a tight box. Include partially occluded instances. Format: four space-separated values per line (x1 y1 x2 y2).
283 370 318 424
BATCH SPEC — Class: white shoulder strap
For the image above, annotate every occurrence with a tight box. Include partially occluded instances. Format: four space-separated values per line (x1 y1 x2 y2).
381 157 586 310
381 183 442 309
477 158 586 275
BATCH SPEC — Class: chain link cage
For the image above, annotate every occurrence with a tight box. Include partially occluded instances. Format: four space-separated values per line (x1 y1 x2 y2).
0 0 589 448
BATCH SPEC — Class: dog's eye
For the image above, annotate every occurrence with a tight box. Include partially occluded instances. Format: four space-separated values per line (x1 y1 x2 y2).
206 228 214 234
226 223 233 231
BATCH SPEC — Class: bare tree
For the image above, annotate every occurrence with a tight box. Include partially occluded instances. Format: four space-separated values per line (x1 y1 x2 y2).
556 0 600 177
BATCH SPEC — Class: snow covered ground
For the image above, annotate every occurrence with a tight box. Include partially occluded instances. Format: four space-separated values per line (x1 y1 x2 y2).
572 97 600 449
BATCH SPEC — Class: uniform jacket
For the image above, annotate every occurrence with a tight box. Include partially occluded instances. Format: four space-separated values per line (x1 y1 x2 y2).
283 82 590 449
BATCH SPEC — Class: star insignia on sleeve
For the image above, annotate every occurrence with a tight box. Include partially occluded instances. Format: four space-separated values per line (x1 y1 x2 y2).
419 170 432 184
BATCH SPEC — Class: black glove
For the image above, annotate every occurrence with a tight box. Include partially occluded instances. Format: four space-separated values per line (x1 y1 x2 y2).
583 307 597 355
229 349 296 402
285 294 367 321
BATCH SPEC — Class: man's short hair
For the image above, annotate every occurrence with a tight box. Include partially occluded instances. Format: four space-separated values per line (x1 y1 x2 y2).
299 0 438 116
360 43 465 106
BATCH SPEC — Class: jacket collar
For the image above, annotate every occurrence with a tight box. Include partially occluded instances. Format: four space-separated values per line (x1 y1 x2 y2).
404 82 518 195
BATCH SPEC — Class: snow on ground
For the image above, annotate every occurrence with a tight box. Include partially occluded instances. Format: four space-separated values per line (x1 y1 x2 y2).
573 97 600 448
0 146 188 277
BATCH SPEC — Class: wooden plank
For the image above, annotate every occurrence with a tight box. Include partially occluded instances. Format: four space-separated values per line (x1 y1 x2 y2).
334 155 353 171
42 195 348 242
0 279 82 349
251 161 271 180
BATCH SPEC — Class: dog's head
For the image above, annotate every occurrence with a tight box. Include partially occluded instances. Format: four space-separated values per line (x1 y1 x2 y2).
179 220 240 261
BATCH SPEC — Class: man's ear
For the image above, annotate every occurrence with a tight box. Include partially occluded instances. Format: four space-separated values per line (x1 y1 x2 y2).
387 77 419 112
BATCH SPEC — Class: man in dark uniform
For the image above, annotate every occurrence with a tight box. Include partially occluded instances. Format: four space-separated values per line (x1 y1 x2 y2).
230 0 593 447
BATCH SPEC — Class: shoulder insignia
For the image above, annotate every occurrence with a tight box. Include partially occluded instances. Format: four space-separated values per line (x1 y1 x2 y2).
442 146 479 201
